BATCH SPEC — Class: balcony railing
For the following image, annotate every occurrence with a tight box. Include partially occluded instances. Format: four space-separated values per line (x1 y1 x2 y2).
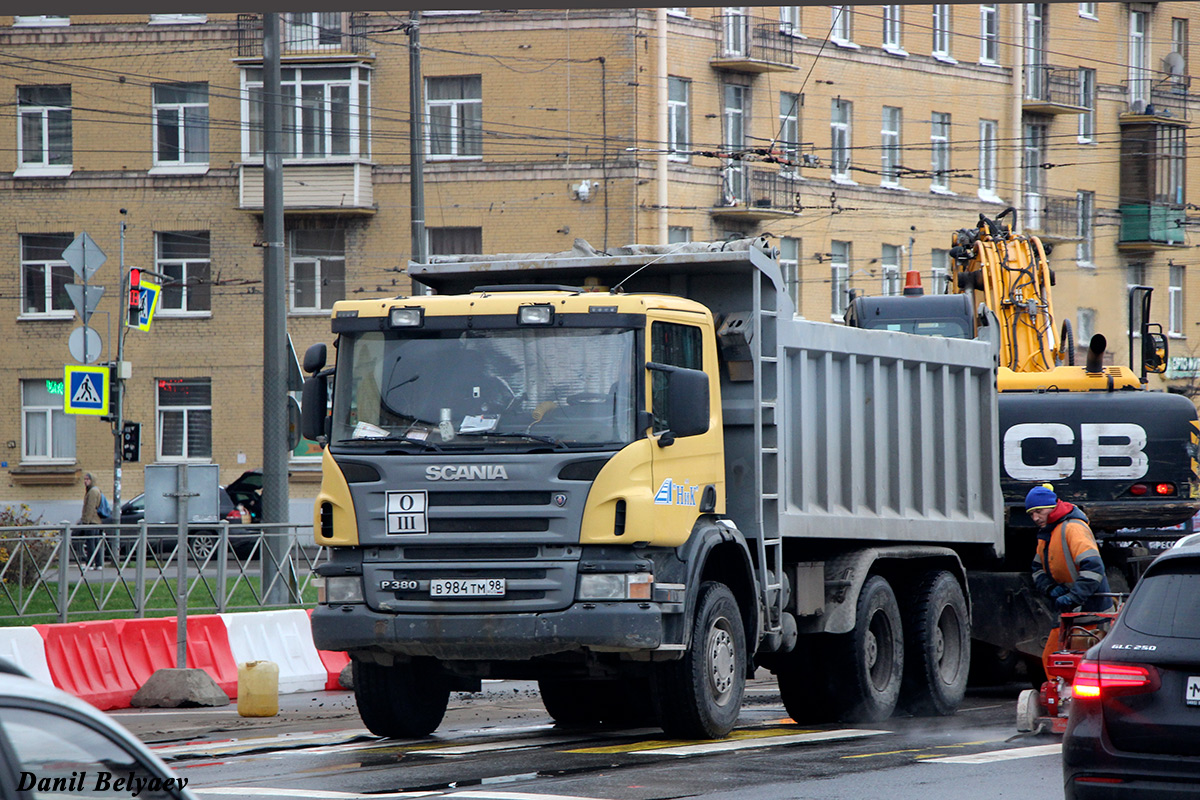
1023 65 1087 114
711 14 797 72
1119 203 1186 247
237 12 370 58
1025 194 1081 242
1122 77 1193 123
713 166 800 219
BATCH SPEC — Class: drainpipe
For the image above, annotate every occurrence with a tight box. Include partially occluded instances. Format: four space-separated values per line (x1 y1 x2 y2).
1012 3 1024 217
657 7 669 244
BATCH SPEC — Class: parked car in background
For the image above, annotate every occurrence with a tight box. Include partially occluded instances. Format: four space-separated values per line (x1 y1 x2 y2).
0 658 197 799
1062 535 1200 798
118 470 262 560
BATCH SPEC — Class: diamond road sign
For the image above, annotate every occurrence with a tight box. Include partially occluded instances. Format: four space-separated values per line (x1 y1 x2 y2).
64 365 109 416
61 232 107 281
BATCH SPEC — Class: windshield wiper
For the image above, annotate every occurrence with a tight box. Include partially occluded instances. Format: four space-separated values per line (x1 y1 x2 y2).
336 434 443 452
455 430 569 449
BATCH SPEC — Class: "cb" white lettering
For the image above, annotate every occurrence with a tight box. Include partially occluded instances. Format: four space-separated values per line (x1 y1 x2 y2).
1003 422 1148 481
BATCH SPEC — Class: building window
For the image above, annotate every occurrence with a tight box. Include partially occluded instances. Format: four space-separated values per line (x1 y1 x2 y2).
22 379 75 463
1025 3 1047 101
1157 126 1186 206
932 5 954 61
157 378 212 461
979 4 998 64
830 6 853 46
1170 264 1185 337
931 112 951 192
290 229 346 312
668 226 692 244
13 16 68 26
668 77 690 162
882 244 902 296
978 119 998 200
721 7 749 57
881 106 902 187
244 65 370 160
667 8 689 18
428 227 483 256
931 248 949 294
21 233 74 317
427 75 482 160
1076 191 1094 266
779 92 800 171
1129 10 1149 106
722 84 748 204
1078 3 1096 20
1023 122 1047 229
830 98 852 182
1127 263 1147 290
831 240 850 317
149 13 206 24
157 232 211 314
1077 307 1095 357
1171 19 1189 77
882 5 904 53
1077 68 1095 143
780 237 800 311
283 12 345 49
153 83 209 168
17 85 72 174
779 6 801 36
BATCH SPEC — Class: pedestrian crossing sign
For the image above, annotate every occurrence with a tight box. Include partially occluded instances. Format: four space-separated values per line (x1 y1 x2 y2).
64 365 109 415
130 279 161 332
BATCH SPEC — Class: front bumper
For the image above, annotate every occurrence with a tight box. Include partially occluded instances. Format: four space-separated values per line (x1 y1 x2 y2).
312 600 665 661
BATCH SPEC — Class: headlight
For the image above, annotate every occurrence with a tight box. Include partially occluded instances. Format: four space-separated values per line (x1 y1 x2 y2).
578 572 653 601
323 575 364 604
390 307 424 328
518 304 554 325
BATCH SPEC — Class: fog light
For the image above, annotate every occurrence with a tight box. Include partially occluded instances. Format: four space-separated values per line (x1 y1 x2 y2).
325 575 364 604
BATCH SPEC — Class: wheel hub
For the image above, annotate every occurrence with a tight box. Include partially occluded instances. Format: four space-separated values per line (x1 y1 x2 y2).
708 621 735 703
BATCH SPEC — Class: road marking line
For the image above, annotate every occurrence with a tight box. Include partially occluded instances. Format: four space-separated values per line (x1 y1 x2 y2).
153 730 372 758
922 743 1063 764
620 728 891 756
423 735 597 756
194 789 439 799
450 792 616 800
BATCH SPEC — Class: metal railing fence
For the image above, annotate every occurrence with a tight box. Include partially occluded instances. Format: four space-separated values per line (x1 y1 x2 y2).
0 522 325 624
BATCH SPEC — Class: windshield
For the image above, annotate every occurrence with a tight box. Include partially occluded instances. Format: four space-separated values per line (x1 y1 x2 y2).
332 327 637 449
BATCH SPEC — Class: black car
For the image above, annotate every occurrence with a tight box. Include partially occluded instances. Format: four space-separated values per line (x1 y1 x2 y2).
118 470 262 560
1062 535 1200 798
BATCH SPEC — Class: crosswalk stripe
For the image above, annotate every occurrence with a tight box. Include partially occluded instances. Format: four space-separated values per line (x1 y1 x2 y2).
921 743 1063 764
618 728 890 756
195 789 439 799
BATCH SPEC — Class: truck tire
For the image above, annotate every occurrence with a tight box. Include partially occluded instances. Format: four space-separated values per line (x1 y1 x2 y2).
776 636 838 723
900 570 970 716
352 658 450 738
832 575 904 722
655 581 746 739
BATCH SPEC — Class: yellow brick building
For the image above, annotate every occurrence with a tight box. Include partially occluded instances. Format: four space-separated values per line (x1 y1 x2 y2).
0 6 1196 520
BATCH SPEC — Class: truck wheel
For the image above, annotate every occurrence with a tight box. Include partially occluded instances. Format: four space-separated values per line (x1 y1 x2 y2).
539 679 603 725
776 636 838 723
656 581 745 739
352 658 449 738
833 575 904 722
900 570 970 716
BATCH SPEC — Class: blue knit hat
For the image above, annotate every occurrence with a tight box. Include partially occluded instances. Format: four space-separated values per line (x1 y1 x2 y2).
1025 483 1057 512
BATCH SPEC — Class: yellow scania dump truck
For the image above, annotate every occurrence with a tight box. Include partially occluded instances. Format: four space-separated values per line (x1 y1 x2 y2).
302 239 1008 739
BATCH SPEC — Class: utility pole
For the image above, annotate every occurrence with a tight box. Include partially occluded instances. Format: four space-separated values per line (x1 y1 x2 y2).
409 11 428 271
262 12 291 603
113 210 128 553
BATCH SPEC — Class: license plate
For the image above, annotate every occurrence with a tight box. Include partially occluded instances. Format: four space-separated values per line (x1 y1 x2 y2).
1187 676 1200 707
430 578 506 597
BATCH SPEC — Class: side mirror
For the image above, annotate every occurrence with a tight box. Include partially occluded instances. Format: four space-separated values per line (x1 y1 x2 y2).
303 342 327 375
1143 327 1168 374
301 373 329 445
647 362 710 445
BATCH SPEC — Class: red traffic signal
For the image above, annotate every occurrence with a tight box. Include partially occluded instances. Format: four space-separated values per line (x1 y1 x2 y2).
128 268 141 325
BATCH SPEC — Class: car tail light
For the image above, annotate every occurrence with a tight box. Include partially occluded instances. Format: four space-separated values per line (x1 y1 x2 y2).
225 507 250 524
1074 777 1125 785
1073 660 1160 699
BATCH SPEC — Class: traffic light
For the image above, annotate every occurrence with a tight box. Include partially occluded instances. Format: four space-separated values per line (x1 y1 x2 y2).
128 268 141 326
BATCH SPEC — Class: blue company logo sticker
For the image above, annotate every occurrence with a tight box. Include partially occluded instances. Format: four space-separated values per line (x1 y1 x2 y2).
654 478 699 507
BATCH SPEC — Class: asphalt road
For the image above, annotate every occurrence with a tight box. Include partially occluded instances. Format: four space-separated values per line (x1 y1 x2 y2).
111 673 1068 800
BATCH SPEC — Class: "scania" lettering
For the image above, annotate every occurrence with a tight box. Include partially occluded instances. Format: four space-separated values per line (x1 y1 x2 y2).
425 465 510 481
